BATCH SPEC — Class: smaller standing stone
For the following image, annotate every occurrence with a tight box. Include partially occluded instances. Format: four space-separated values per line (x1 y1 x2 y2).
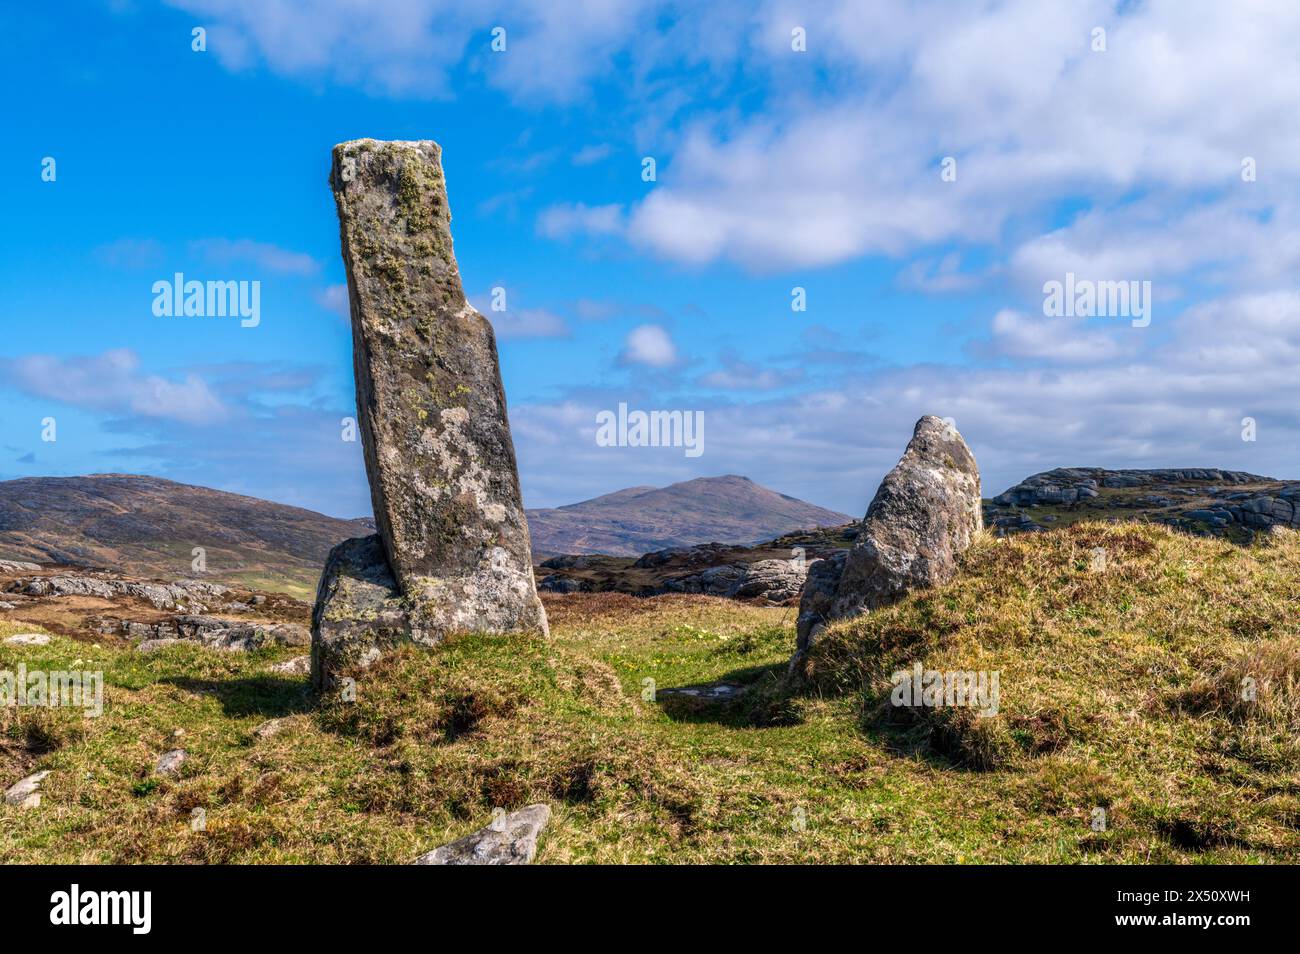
155 750 186 777
792 416 982 673
413 803 551 865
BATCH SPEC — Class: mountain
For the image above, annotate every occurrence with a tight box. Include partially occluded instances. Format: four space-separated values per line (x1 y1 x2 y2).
525 475 854 557
0 474 374 599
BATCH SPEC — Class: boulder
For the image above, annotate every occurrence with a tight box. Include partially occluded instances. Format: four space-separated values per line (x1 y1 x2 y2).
3 633 50 646
269 655 311 675
793 551 849 655
155 750 186 777
413 803 551 865
793 417 981 670
4 770 50 808
314 139 548 687
311 535 411 690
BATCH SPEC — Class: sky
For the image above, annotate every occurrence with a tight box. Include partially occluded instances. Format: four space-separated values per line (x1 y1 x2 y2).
3 0 1300 520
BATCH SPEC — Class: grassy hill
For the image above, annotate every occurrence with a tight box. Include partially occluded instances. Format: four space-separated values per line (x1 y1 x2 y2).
0 475 375 600
3 520 1297 863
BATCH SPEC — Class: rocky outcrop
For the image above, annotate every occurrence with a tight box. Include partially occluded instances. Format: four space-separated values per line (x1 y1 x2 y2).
793 417 982 668
662 558 807 604
93 615 308 651
991 467 1263 508
11 574 230 612
986 467 1300 538
314 138 547 689
413 803 550 865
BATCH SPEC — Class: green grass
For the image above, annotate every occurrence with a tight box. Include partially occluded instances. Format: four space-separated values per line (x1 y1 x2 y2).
3 522 1299 863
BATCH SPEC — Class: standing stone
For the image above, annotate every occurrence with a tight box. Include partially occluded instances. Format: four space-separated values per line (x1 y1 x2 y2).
314 139 547 688
793 416 982 669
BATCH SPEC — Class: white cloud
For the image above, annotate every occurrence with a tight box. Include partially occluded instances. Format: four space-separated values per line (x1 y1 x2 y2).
698 353 803 390
315 283 350 321
618 324 678 367
1 349 228 425
981 308 1131 364
189 238 320 276
487 307 571 340
536 202 625 240
572 143 613 166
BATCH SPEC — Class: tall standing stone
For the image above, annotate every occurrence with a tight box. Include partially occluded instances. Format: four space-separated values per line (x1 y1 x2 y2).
313 139 547 689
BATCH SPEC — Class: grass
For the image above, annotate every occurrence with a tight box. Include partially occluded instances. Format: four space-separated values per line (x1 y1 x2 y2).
3 521 1299 863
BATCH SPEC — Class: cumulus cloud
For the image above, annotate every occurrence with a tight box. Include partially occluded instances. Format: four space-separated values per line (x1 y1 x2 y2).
618 324 678 367
1 349 228 425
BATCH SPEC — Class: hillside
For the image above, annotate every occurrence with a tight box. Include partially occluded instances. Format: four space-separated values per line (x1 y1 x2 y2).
525 475 853 557
4 520 1297 863
0 475 374 599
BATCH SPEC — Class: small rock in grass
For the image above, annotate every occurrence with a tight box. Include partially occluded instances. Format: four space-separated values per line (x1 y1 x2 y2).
252 718 284 739
155 750 186 777
4 633 50 646
269 655 310 675
413 803 551 865
136 638 182 653
4 770 51 808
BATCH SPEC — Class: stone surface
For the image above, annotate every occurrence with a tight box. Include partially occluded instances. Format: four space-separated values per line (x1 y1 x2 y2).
413 803 551 865
16 574 230 612
155 749 186 777
253 718 285 739
311 535 411 690
136 638 183 653
663 558 807 604
269 655 311 675
794 417 981 665
4 770 50 808
98 615 308 651
329 139 546 619
3 633 50 646
793 551 849 654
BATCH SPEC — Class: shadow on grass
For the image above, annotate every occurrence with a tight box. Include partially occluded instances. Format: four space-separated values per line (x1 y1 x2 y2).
655 661 803 728
162 675 315 718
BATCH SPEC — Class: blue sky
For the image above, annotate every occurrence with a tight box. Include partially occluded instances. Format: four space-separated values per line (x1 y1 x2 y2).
3 1 1300 519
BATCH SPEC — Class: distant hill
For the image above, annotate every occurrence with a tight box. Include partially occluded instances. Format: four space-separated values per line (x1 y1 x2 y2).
525 475 853 557
0 473 852 589
0 474 374 599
